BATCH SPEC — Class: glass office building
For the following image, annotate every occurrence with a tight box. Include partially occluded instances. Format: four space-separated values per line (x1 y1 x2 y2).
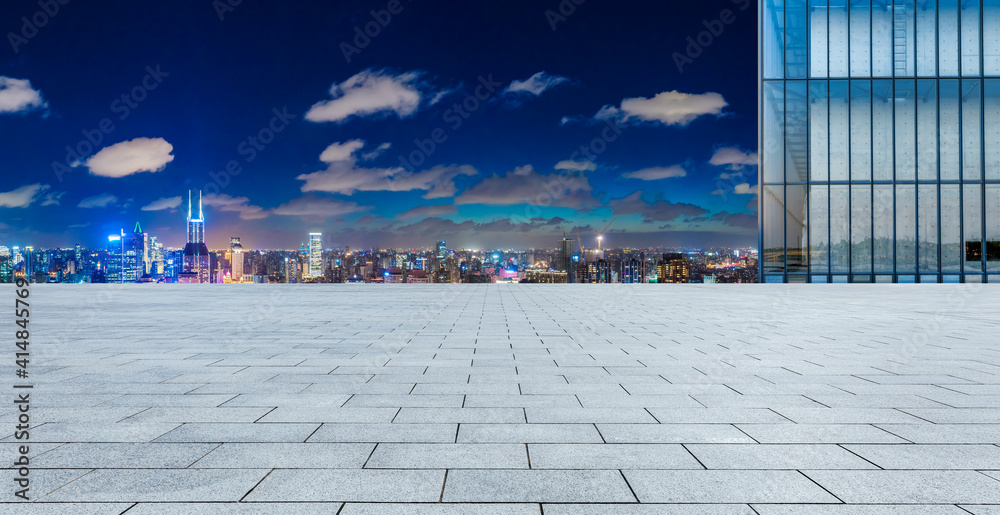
760 1 1000 283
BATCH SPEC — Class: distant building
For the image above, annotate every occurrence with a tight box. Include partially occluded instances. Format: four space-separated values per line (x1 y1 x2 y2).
658 253 691 284
308 233 323 279
521 269 568 283
183 190 210 283
106 233 123 283
622 254 645 284
436 240 446 259
230 237 244 283
0 247 12 283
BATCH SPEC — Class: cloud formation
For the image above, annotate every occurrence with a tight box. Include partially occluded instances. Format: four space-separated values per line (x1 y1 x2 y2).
621 165 687 181
710 147 758 169
555 160 596 172
734 183 759 195
82 137 175 178
272 196 371 218
77 193 118 209
504 71 569 96
0 183 49 208
711 211 757 229
0 77 47 114
395 204 458 220
202 193 267 220
140 196 183 211
596 90 727 126
305 69 423 123
609 191 708 222
455 166 598 210
298 141 477 199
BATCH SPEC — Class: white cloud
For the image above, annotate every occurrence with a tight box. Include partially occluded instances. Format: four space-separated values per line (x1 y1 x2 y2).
77 193 118 209
82 138 175 178
596 90 728 126
455 166 598 210
272 196 370 218
305 69 423 123
0 77 47 114
710 147 759 169
622 165 687 181
0 183 49 208
504 71 569 96
141 196 183 211
734 183 759 195
298 141 477 199
555 160 596 172
361 142 391 160
40 190 65 206
202 193 267 220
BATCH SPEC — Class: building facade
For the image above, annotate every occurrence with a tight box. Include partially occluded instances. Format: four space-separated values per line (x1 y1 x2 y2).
308 233 323 279
183 190 211 283
760 0 1000 283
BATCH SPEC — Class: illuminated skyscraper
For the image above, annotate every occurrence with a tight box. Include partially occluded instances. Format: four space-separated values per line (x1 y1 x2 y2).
106 232 123 283
230 237 244 282
182 190 210 283
761 1 1000 283
436 240 446 259
309 233 323 279
0 247 12 283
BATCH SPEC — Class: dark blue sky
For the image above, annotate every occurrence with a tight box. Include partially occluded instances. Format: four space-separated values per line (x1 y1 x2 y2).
0 0 758 250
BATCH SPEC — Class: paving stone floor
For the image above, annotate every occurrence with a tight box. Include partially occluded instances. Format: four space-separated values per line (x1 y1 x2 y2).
3 283 1000 513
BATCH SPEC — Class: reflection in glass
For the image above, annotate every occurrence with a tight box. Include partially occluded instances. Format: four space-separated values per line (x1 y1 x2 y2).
830 81 849 181
871 1 893 77
829 1 848 77
850 1 870 76
763 185 785 273
897 185 917 273
874 185 894 273
917 0 938 76
810 82 829 182
939 0 959 76
787 184 808 272
809 0 828 77
851 185 872 273
964 184 983 272
850 81 871 182
987 80 1000 180
786 81 809 182
963 80 982 181
918 184 939 273
961 0 980 76
939 80 960 181
895 80 916 181
941 184 961 272
763 82 785 183
787 0 808 79
917 80 938 181
830 185 849 273
873 80 893 181
985 1 1000 75
810 185 829 273
764 0 785 79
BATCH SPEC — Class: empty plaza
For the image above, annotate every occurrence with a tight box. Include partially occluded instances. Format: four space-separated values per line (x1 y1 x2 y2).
5 284 1000 513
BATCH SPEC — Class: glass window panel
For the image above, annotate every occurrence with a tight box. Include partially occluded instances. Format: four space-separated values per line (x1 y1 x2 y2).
895 80 916 181
916 0 938 76
810 0 829 77
918 184 939 273
939 79 960 181
786 81 809 182
787 184 808 272
873 80 894 181
850 1 871 76
985 0 1000 75
810 184 830 273
964 184 983 272
810 82 829 182
829 1 849 77
763 185 785 273
763 82 785 183
897 184 917 273
961 0 980 76
895 0 916 76
764 0 785 79
872 1 893 77
963 80 982 181
939 0 959 76
830 81 850 181
987 185 1000 272
941 184 961 273
850 80 872 181
987 80 1000 181
874 185 894 273
787 0 808 79
830 184 850 273
852 184 873 273
917 79 938 181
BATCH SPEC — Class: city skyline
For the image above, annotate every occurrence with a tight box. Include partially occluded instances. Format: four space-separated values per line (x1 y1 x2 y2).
0 0 757 251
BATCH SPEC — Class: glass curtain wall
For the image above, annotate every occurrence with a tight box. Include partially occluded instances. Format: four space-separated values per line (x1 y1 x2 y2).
761 0 999 283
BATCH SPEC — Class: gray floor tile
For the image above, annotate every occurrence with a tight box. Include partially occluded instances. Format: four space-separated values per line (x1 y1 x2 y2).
686 443 877 469
366 443 527 468
528 443 702 469
443 469 636 502
624 470 839 503
246 469 446 502
805 470 1000 503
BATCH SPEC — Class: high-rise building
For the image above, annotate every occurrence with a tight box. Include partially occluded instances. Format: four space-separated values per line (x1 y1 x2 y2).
436 240 446 259
0 247 12 283
622 254 645 283
106 233 123 283
125 222 145 282
657 253 691 284
557 237 573 274
182 190 210 283
309 233 323 279
760 1 1000 283
230 237 244 282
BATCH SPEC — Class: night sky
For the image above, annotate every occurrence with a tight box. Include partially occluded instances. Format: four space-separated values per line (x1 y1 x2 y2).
0 0 758 250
